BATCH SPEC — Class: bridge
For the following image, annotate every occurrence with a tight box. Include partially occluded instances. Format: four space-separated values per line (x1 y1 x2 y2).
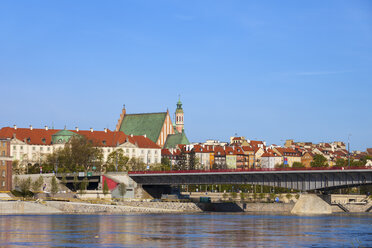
129 168 372 192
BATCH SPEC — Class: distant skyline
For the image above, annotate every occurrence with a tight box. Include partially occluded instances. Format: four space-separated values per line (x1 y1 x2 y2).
1 1 371 150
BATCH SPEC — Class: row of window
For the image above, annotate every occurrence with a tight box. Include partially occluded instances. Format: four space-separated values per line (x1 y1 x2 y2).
13 146 51 152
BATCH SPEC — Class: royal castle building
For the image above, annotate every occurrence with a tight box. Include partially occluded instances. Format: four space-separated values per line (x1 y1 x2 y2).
0 99 190 170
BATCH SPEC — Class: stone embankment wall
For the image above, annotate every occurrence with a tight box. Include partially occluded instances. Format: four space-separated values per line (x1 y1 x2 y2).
0 201 62 214
243 203 295 212
13 174 69 192
118 201 202 212
45 201 202 214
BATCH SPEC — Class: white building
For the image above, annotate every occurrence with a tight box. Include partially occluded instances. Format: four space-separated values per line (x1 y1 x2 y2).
0 126 161 169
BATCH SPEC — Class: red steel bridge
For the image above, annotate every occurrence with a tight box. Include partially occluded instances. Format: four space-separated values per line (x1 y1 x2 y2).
128 167 372 192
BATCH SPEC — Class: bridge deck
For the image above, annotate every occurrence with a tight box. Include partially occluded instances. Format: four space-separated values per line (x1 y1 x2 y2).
128 168 372 191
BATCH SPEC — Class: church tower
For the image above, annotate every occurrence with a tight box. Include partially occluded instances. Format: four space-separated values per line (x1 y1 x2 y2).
175 97 184 133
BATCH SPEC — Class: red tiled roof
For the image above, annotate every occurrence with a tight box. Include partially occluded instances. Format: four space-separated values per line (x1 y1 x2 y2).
213 146 226 156
161 149 172 156
0 127 59 145
367 148 372 155
250 140 264 146
242 146 254 152
0 127 160 149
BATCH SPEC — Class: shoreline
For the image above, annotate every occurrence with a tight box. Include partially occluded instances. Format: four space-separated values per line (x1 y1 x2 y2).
1 200 370 215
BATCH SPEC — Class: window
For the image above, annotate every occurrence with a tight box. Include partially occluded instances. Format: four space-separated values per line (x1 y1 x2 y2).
102 140 106 145
2 151 4 156
42 138 46 144
2 171 5 177
47 147 50 151
126 149 129 153
20 146 23 150
2 181 4 187
2 142 5 147
13 146 16 150
33 147 35 151
40 147 43 152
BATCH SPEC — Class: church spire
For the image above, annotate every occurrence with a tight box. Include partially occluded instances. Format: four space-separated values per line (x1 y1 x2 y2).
175 96 184 133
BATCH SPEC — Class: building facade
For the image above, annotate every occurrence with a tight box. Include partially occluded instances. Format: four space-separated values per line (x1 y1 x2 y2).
0 138 12 191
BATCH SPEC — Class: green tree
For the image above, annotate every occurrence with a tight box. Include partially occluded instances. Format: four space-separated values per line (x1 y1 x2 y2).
286 193 292 201
127 158 146 171
259 193 265 201
103 180 109 196
335 158 347 167
18 177 32 198
79 177 89 195
14 176 19 188
31 176 44 192
73 174 79 192
292 162 305 168
240 192 245 202
51 176 59 195
230 191 237 201
46 136 103 173
174 150 187 170
222 192 228 201
188 150 197 170
161 157 171 168
269 193 276 202
105 149 129 172
118 183 127 201
275 163 288 169
310 154 329 168
12 160 21 175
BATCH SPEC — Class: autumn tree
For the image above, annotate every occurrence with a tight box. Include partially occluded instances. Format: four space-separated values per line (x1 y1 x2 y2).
292 162 305 168
127 158 146 171
118 183 127 201
103 180 109 196
105 149 129 172
46 136 103 173
310 154 328 168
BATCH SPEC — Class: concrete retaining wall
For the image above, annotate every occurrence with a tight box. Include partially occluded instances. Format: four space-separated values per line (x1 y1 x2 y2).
0 201 62 214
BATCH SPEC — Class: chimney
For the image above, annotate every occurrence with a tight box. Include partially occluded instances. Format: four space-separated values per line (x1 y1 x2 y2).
29 125 33 130
144 134 146 138
45 125 48 131
90 128 93 132
75 127 79 132
13 125 17 130
104 128 107 133
130 134 133 137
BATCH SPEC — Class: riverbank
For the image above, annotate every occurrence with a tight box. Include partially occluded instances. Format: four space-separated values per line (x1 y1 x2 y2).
1 200 370 215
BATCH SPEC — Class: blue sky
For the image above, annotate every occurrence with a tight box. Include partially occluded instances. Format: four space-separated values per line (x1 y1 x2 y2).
1 1 371 150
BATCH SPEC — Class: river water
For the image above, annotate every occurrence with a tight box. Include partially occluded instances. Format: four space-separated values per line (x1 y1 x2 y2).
0 213 371 247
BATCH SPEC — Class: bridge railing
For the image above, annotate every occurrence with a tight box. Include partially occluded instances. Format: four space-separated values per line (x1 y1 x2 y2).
128 166 371 175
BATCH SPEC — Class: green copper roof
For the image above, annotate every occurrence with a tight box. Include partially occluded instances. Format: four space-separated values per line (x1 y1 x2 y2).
51 129 78 144
119 112 167 143
163 131 190 149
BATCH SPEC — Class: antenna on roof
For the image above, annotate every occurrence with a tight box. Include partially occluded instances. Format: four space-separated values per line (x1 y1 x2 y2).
52 122 54 130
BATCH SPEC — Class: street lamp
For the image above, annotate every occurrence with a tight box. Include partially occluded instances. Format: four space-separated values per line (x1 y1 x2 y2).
348 134 352 168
